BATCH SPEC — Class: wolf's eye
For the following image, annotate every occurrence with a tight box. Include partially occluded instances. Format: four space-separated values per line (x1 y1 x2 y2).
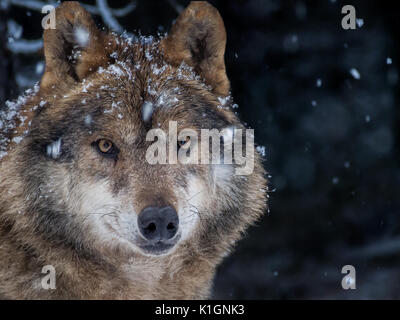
177 137 191 150
93 139 119 158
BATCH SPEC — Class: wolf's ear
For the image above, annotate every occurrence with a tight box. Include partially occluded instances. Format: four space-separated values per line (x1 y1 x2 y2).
41 1 112 89
161 1 229 96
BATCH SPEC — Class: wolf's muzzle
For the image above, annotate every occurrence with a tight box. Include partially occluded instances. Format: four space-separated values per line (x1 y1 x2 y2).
138 206 179 243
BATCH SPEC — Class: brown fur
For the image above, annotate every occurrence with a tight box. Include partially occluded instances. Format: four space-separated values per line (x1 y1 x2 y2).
0 1 267 299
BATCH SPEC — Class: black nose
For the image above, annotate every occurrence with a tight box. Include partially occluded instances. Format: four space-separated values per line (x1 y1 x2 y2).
138 206 179 242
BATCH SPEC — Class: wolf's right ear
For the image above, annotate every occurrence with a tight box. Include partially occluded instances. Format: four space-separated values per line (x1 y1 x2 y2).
41 1 113 89
161 1 230 96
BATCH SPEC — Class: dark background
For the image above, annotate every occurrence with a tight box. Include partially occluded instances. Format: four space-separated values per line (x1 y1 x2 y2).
1 0 399 299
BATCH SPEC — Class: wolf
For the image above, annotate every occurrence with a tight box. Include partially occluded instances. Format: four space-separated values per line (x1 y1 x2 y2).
0 1 267 299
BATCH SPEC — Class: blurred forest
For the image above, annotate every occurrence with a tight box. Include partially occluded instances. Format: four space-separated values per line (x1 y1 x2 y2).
1 0 399 299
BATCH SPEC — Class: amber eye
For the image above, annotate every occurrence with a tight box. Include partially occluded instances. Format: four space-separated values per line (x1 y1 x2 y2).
98 139 113 152
177 137 191 150
93 139 119 158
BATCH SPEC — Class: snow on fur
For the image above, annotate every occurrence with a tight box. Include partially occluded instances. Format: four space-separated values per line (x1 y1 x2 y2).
74 26 90 47
0 83 40 159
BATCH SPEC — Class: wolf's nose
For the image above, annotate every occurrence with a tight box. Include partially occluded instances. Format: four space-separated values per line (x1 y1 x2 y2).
138 206 179 242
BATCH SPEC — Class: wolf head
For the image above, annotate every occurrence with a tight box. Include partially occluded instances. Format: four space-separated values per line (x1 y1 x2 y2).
5 2 267 260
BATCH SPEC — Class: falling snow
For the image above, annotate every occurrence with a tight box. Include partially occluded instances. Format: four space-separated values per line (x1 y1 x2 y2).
142 101 154 122
46 138 62 159
350 68 361 80
74 26 90 47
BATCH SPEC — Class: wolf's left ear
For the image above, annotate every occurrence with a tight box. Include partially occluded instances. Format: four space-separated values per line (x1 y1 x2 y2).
161 1 229 96
41 1 113 89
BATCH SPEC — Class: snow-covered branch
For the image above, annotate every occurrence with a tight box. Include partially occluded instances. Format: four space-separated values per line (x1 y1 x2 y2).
4 0 137 17
2 0 137 54
167 0 184 14
96 0 124 33
89 1 137 17
7 38 43 54
344 237 400 259
6 0 47 11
